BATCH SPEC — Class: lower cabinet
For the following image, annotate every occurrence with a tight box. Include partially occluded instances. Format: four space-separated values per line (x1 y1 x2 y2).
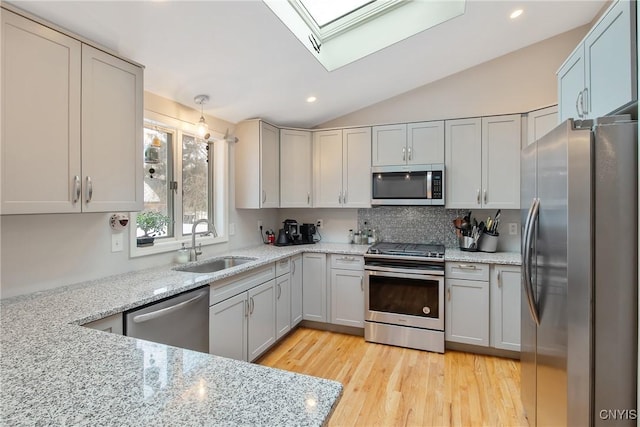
445 277 490 346
247 280 277 361
490 265 521 351
290 254 303 326
302 253 327 322
275 273 291 339
330 255 365 328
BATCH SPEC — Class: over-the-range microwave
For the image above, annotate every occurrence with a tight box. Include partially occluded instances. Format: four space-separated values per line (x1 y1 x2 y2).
371 164 445 206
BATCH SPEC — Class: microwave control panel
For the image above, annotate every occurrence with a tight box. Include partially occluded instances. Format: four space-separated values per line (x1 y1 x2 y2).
431 171 443 200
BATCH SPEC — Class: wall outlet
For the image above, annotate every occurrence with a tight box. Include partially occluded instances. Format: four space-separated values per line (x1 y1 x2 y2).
111 233 124 252
257 220 263 228
229 222 236 236
316 219 323 228
509 223 518 236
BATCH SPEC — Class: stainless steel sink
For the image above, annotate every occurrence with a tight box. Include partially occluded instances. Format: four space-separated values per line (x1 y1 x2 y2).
174 256 257 273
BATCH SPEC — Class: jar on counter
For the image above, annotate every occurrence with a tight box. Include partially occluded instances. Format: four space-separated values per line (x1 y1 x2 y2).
175 243 189 264
348 229 354 244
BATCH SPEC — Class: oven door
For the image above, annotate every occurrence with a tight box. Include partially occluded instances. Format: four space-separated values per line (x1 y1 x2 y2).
365 269 444 331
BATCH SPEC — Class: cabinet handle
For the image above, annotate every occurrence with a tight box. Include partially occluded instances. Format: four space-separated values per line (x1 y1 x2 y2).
483 189 487 204
402 147 406 161
307 192 310 205
457 264 477 270
360 276 363 291
408 146 412 161
476 189 480 205
292 260 296 275
576 91 584 118
277 283 281 299
72 176 81 204
343 191 347 204
338 192 343 204
339 256 356 262
262 190 267 204
447 288 451 301
245 300 250 317
582 88 589 115
497 271 502 287
249 297 255 315
85 176 93 203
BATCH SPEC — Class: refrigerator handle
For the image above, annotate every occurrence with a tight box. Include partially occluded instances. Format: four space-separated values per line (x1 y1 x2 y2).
523 198 541 326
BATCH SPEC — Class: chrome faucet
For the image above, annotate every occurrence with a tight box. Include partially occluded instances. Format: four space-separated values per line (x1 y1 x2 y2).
189 219 218 262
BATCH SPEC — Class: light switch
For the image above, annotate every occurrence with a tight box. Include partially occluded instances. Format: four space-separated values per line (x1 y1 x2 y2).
111 233 124 252
229 223 236 236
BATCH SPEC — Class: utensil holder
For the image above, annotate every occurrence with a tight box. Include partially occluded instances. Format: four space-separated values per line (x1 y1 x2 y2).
479 231 499 253
459 236 478 252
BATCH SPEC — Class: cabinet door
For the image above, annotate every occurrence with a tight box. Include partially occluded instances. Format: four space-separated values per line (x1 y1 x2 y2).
290 254 303 326
280 129 312 207
313 129 343 208
407 121 445 165
248 279 276 361
490 265 521 351
1 11 82 214
526 106 558 146
275 274 291 339
445 278 489 346
584 0 634 119
343 127 372 208
557 46 585 123
81 45 143 212
302 253 327 322
330 268 364 328
260 122 280 208
209 292 248 361
481 115 521 209
444 118 482 209
372 124 407 166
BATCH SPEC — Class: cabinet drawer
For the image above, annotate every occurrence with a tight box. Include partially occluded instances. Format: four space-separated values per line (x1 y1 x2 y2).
446 262 489 281
330 254 364 270
275 257 291 277
210 264 275 306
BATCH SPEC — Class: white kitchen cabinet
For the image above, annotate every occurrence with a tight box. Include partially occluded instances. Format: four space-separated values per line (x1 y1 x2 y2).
83 313 123 335
330 255 364 328
558 0 635 122
209 292 248 361
1 11 143 214
280 128 312 207
445 115 520 209
247 279 277 361
372 122 444 166
290 254 303 326
235 120 280 208
275 259 291 339
526 105 558 146
445 262 489 346
490 265 521 352
302 253 327 322
313 127 371 208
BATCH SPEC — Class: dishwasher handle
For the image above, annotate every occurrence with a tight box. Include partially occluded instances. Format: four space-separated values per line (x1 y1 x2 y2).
132 291 208 324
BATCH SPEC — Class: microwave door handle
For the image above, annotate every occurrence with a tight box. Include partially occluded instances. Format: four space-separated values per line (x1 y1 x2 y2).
426 171 432 199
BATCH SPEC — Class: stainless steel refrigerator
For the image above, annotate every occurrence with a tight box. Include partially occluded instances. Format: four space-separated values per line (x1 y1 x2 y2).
521 115 638 426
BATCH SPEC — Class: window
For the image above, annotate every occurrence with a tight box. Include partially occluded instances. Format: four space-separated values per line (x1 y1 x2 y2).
131 112 228 257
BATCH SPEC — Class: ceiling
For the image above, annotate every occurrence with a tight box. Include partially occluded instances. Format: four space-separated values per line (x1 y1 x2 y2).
7 1 605 128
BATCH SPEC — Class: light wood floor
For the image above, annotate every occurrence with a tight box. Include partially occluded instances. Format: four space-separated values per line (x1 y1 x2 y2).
257 327 528 427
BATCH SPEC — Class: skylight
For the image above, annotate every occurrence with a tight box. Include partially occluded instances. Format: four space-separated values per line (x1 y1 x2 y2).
264 0 466 71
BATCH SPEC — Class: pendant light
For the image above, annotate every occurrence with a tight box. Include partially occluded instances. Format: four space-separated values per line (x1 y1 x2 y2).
194 94 210 140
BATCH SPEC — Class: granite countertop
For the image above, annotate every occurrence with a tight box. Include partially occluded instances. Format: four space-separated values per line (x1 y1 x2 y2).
0 242 369 426
445 248 522 266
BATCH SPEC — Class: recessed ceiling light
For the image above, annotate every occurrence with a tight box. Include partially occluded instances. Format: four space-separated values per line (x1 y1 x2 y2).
306 96 317 103
510 9 523 19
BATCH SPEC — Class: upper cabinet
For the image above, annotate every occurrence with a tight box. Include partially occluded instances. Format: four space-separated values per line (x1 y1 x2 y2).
235 120 280 209
1 10 143 214
445 115 521 209
372 121 444 166
314 127 371 208
279 128 312 208
526 105 558 146
558 0 636 122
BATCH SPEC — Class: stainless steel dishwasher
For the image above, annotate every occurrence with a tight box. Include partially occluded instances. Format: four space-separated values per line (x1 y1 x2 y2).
124 286 209 353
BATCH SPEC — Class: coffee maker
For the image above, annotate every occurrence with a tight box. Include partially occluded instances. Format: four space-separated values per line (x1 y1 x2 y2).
299 223 317 244
276 219 300 246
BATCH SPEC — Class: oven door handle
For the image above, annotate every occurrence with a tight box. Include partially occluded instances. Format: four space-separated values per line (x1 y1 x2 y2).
365 269 444 281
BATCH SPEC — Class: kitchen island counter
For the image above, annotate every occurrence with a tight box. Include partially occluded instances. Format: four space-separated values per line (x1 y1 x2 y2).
0 243 368 426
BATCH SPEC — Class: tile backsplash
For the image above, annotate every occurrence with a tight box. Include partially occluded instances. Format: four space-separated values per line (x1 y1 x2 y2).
357 206 521 252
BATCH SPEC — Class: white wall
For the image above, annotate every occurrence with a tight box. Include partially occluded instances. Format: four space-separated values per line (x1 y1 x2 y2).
278 208 358 244
319 26 589 128
0 92 279 299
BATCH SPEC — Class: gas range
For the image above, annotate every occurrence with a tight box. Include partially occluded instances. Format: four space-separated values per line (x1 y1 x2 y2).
365 242 445 262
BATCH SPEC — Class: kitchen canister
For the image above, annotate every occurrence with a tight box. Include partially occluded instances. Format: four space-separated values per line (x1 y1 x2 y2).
479 231 499 253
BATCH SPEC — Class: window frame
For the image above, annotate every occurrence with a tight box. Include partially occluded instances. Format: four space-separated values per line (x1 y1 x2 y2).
130 111 228 258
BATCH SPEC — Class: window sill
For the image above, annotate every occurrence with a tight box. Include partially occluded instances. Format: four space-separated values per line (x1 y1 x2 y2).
130 234 229 258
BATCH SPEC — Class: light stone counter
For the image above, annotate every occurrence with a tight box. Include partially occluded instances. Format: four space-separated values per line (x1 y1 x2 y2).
0 243 370 426
445 248 522 266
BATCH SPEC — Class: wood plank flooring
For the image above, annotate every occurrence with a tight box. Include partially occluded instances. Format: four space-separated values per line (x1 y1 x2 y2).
257 327 528 427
